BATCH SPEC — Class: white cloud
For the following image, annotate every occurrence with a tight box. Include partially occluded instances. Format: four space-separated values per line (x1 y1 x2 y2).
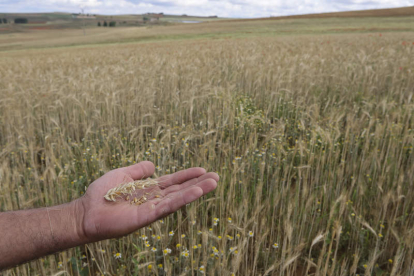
0 0 413 17
37 0 102 8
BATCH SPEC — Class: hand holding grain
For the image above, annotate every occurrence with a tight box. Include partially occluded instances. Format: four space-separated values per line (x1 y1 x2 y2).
0 161 218 270
79 161 219 241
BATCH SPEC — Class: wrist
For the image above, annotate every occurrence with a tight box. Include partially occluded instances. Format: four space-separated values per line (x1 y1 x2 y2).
66 198 89 245
43 199 89 250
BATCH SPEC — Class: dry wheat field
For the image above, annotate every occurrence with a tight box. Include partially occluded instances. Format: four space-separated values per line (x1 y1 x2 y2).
0 30 414 276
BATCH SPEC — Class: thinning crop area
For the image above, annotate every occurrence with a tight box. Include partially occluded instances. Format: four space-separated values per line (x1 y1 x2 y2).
0 32 413 275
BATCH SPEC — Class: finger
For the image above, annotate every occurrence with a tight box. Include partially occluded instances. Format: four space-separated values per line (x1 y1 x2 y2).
168 177 217 198
135 178 217 229
153 178 217 220
162 172 219 195
157 167 206 189
122 161 155 180
154 187 202 219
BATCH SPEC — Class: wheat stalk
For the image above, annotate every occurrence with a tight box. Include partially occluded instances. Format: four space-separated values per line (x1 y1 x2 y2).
104 178 160 204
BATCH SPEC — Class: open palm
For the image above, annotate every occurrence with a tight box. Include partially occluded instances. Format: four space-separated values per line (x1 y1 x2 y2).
78 161 218 241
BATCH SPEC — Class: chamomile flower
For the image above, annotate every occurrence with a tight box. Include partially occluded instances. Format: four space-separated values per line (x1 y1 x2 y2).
151 247 157 252
163 248 172 256
193 245 198 249
181 250 190 258
248 231 254 237
198 230 203 235
141 234 148 240
199 265 205 274
114 253 122 259
176 243 181 248
272 243 279 249
212 246 219 256
58 261 63 268
169 231 175 237
227 217 232 223
181 234 186 238
227 235 234 241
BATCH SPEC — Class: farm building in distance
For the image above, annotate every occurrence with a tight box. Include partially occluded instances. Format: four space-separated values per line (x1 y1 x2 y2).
147 13 163 22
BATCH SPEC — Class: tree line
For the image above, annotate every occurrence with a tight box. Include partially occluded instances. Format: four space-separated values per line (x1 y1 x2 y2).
97 21 116 27
0 18 27 24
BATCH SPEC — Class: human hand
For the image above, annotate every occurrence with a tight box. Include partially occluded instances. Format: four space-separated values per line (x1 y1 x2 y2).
76 161 218 242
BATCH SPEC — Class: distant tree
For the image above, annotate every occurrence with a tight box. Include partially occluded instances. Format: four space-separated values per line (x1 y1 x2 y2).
97 21 101 27
109 21 116 27
103 21 107 27
2 18 6 24
143 17 149 22
0 19 2 24
14 18 28 24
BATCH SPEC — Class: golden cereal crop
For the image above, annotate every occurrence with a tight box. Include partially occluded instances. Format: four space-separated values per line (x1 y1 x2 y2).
0 29 413 275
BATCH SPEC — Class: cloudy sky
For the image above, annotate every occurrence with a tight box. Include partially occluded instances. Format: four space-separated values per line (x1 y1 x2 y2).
1 0 413 18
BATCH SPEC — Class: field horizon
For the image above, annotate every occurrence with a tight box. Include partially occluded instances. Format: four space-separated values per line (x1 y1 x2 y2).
1 6 414 53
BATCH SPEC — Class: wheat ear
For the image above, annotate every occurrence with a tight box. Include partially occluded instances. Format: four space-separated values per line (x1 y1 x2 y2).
104 178 159 202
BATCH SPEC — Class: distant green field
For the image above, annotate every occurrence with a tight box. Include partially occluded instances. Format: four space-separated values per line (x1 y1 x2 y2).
0 12 72 21
0 12 228 30
1 13 414 53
